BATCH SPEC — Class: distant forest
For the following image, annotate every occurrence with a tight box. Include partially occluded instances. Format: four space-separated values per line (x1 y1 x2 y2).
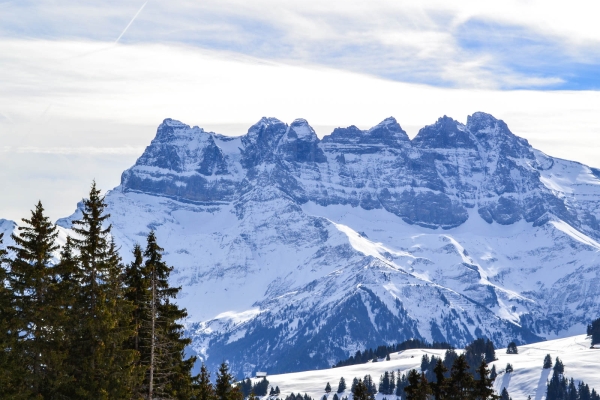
333 339 453 368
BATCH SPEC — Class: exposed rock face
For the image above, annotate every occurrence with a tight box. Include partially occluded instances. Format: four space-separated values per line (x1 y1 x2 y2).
53 112 600 378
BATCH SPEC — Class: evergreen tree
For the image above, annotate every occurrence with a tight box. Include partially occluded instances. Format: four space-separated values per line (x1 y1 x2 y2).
505 364 513 373
351 378 359 394
500 388 511 400
216 362 239 400
0 232 27 398
431 359 448 400
197 364 215 400
352 379 370 400
553 358 565 375
473 361 497 400
337 377 347 393
333 394 339 400
490 365 497 381
543 354 553 369
588 317 600 347
63 182 138 399
580 382 592 400
326 382 332 393
143 231 197 399
8 201 67 397
506 342 518 354
447 355 473 400
404 370 430 400
567 378 577 400
484 340 496 363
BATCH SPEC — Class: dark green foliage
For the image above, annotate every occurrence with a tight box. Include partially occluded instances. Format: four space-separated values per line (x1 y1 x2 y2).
473 361 497 400
588 317 600 346
505 363 513 373
396 373 409 398
285 394 314 400
500 387 511 400
251 377 269 396
447 354 473 400
464 338 496 374
137 231 197 399
64 183 139 399
351 379 371 400
351 378 359 394
0 232 27 398
325 382 332 393
554 357 565 375
404 370 431 400
8 201 68 398
378 371 396 395
431 359 447 400
544 354 553 369
215 362 236 400
490 365 497 380
333 394 339 400
337 377 347 393
506 342 518 354
334 339 452 368
198 364 215 400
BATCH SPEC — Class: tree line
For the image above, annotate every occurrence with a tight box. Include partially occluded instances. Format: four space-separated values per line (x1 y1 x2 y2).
334 339 453 368
0 183 213 399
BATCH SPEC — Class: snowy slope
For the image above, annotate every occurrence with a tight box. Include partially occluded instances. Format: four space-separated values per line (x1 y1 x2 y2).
253 335 599 400
44 112 600 377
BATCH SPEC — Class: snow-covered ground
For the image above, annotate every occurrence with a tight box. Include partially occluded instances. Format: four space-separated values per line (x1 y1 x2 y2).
252 335 599 400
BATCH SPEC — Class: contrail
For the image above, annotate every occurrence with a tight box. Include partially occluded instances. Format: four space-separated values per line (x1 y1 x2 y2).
115 1 148 44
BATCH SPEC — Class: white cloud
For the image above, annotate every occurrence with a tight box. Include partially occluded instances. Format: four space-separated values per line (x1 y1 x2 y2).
2 1 598 88
0 39 599 221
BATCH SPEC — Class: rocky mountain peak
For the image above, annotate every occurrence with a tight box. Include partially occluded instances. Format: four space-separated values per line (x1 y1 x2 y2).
412 115 476 149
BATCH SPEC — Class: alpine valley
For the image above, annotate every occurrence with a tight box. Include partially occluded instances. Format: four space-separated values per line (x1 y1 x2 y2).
8 112 600 379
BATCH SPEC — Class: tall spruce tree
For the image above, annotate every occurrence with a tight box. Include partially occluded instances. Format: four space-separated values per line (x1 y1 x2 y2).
8 201 67 397
473 361 497 400
65 182 138 399
0 232 27 398
588 317 600 346
337 377 347 393
215 362 242 400
143 231 196 399
447 355 473 400
431 359 448 400
197 364 215 400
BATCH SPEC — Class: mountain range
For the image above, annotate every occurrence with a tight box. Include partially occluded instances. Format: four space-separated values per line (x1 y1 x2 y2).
5 111 600 379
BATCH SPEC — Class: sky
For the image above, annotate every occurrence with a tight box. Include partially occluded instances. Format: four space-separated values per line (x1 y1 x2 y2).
0 0 599 222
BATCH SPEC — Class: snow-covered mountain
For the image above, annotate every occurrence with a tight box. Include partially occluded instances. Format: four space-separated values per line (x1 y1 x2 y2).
51 112 600 378
248 334 600 400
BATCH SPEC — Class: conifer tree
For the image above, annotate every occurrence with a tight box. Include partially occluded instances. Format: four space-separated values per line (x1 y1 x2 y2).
64 182 138 399
143 231 196 399
352 379 370 400
543 354 553 369
473 361 497 400
490 365 497 381
506 342 518 354
215 362 236 400
588 317 600 347
9 201 67 397
447 355 473 400
337 377 347 393
431 359 448 400
0 232 27 398
500 388 511 400
197 364 215 400
404 370 430 400
325 382 332 393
